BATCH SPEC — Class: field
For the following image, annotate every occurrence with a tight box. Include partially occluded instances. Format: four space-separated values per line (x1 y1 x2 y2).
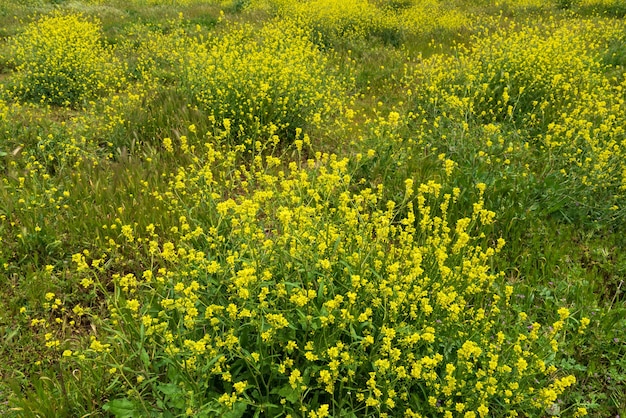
0 0 625 416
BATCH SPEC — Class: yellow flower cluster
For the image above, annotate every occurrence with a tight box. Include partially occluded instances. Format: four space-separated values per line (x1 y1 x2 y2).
578 0 626 13
0 97 7 123
41 132 579 416
404 16 626 220
394 0 472 37
9 12 123 107
253 0 473 43
4 3 603 417
270 0 392 40
1 11 149 172
178 18 344 142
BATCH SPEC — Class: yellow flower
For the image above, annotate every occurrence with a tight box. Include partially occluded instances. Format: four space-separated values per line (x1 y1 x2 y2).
289 369 303 389
163 137 174 153
126 299 140 312
233 381 247 394
574 407 588 417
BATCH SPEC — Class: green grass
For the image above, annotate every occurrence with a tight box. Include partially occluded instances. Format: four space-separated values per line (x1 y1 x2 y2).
1 0 625 416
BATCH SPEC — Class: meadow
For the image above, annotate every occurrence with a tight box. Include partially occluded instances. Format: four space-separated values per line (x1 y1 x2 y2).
0 0 625 416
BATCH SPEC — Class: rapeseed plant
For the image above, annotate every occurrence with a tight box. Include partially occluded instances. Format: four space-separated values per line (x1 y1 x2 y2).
395 0 473 38
253 0 473 46
2 1 624 416
8 12 124 107
20 130 583 416
404 17 626 225
269 0 394 41
180 18 345 144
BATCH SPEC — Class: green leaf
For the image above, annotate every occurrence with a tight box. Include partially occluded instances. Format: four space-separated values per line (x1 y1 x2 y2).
157 383 186 410
222 401 248 418
4 326 20 343
102 398 139 418
140 347 150 367
273 384 299 403
157 383 181 396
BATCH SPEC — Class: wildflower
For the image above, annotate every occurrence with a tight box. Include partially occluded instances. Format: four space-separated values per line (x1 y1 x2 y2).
289 369 303 389
574 407 588 417
233 381 247 394
579 317 590 334
163 138 173 153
